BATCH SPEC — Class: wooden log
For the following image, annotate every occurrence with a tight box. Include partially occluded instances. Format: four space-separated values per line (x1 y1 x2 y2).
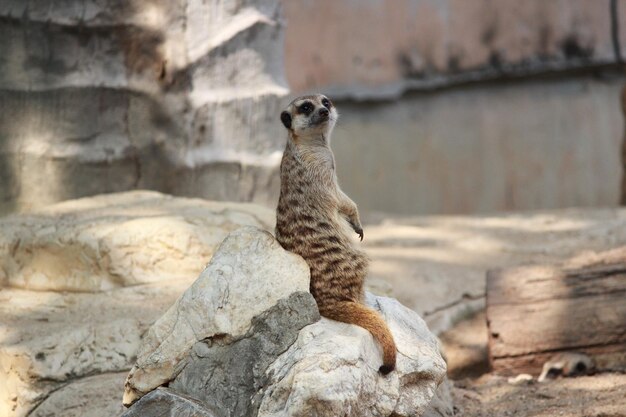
487 256 626 376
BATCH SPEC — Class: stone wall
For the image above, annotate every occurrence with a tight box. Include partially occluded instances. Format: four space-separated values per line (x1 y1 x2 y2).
0 0 288 216
332 74 623 215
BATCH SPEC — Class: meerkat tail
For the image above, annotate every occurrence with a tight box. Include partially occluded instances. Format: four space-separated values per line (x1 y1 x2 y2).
319 301 397 374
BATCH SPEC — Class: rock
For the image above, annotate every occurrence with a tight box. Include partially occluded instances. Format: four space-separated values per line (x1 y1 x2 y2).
29 373 127 417
124 290 446 417
121 388 220 417
123 226 311 406
122 227 446 416
0 190 274 291
170 292 320 417
0 279 191 417
256 293 446 417
422 379 455 417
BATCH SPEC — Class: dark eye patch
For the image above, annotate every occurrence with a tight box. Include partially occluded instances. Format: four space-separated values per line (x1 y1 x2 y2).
298 101 314 115
321 98 332 108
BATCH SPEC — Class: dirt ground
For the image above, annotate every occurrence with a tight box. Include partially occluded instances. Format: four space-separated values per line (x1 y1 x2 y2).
440 311 626 417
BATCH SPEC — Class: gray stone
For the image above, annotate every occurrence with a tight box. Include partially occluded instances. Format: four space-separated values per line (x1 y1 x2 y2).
121 388 220 417
29 373 127 417
123 226 310 406
170 292 320 417
422 379 455 417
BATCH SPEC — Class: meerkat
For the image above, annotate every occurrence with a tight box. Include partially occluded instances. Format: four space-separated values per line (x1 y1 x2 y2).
537 352 594 382
275 94 397 374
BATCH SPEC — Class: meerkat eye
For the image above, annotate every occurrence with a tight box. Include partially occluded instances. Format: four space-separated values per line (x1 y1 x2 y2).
321 98 332 108
298 102 314 114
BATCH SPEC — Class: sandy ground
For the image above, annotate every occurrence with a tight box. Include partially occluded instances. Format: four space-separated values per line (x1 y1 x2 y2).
440 311 626 417
452 373 626 417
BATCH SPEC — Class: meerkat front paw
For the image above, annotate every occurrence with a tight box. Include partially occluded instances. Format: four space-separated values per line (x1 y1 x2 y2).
352 223 364 241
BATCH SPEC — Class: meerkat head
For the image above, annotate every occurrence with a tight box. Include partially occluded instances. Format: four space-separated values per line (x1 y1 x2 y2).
280 94 338 141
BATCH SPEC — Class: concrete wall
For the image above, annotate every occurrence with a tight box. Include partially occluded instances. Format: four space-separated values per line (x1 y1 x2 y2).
332 74 623 215
283 0 626 97
283 0 626 215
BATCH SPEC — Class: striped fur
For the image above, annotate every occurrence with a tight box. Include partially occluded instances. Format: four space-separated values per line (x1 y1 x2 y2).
275 94 397 374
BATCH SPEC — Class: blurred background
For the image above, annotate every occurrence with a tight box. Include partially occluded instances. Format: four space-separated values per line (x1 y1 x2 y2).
1 0 625 217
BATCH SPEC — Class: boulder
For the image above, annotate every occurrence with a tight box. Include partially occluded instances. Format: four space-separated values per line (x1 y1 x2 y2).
0 190 274 291
169 292 320 417
122 227 447 416
123 226 311 406
255 293 447 417
0 279 191 417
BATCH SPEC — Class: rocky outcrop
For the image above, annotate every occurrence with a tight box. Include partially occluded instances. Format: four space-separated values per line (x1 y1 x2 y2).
123 226 311 405
5 192 626 417
122 227 447 417
0 190 274 291
0 191 275 417
0 278 193 417
0 0 288 215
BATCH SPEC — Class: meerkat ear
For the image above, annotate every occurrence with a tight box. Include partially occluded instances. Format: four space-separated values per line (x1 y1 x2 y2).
280 111 292 129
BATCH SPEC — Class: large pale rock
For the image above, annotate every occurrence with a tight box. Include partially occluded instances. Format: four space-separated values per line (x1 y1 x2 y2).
0 279 191 417
0 190 274 291
256 293 446 417
121 227 446 417
123 290 446 417
123 226 310 406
